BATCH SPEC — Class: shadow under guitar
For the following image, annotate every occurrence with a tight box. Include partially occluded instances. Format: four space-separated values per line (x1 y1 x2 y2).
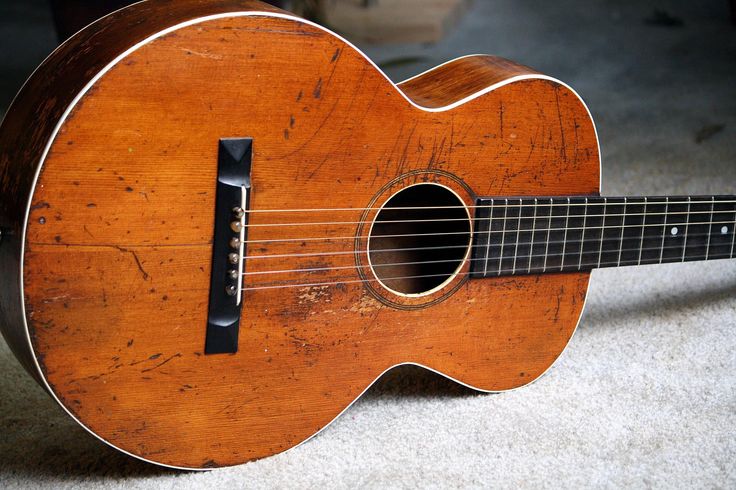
0 358 477 478
0 272 732 477
0 348 170 478
582 268 736 329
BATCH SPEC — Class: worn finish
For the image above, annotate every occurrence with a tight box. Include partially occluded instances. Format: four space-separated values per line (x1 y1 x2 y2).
398 55 540 108
0 1 599 469
0 0 284 384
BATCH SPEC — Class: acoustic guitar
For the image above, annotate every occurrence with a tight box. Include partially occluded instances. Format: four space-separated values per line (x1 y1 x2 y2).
0 0 732 469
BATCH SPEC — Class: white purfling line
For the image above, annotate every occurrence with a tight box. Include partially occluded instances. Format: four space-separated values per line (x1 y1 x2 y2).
15 9 604 471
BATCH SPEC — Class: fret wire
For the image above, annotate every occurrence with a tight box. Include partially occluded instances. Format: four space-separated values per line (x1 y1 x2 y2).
560 197 571 272
659 198 669 264
617 197 627 267
528 198 538 273
597 197 607 268
578 197 588 270
731 210 736 258
512 199 523 274
497 198 508 276
706 197 714 261
543 198 552 272
637 197 647 265
681 197 691 262
482 199 493 276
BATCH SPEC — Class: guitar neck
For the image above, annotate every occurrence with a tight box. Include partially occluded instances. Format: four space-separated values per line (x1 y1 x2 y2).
470 195 736 278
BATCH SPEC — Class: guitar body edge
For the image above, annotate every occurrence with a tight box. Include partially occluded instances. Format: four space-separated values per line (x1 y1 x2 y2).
0 0 287 386
0 1 600 469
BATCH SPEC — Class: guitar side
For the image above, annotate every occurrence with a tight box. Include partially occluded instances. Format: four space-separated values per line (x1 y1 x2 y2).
0 2 599 469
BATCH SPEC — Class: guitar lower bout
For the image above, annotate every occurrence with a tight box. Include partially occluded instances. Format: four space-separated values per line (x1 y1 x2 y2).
0 0 598 469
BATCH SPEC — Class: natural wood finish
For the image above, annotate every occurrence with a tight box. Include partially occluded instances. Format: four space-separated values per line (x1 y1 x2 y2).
398 55 540 108
1 1 599 469
0 0 284 385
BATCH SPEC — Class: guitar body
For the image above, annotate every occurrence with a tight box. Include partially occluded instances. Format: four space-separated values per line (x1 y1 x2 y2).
0 1 599 468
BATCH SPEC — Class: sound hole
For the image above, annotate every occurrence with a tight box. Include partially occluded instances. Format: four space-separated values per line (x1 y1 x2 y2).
368 183 471 296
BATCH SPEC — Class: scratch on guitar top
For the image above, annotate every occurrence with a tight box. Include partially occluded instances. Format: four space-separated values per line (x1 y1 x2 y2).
330 48 341 63
427 135 448 171
30 201 50 211
284 98 340 161
114 246 149 281
141 353 183 373
499 101 505 140
554 87 567 162
181 48 223 60
553 285 565 323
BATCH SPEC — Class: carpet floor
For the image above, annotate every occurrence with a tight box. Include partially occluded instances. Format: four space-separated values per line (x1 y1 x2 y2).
1 0 734 488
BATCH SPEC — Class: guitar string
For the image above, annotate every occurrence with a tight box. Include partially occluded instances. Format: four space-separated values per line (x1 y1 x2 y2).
243 213 736 243
246 207 735 229
243 229 733 270
241 238 736 278
241 250 733 292
244 220 736 261
242 198 736 214
245 227 736 262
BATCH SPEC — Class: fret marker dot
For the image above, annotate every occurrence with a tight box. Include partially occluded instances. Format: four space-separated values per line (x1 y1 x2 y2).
722 226 729 235
670 227 679 236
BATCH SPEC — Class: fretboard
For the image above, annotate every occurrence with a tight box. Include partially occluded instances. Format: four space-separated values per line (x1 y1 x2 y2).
470 196 736 278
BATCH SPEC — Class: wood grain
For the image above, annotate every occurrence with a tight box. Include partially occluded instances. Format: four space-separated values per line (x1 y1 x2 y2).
0 0 284 385
2 1 599 469
398 55 540 108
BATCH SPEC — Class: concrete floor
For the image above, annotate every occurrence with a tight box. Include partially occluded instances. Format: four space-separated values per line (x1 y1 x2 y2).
0 0 735 488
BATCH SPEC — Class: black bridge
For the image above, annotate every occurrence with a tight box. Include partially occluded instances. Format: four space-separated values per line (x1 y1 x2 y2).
204 138 252 354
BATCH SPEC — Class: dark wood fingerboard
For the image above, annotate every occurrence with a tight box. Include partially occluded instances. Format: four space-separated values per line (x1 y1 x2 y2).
470 196 736 278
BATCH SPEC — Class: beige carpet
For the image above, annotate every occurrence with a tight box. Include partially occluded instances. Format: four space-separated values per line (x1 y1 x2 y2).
1 0 734 487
